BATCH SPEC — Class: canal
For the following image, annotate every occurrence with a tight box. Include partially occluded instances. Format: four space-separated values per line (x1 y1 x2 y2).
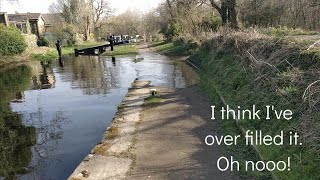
0 47 198 180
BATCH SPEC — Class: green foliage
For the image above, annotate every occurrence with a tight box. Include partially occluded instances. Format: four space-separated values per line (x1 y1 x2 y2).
49 24 78 47
201 15 222 31
0 25 27 56
37 37 50 47
161 22 181 42
63 25 77 46
263 26 319 37
31 50 59 62
143 95 163 108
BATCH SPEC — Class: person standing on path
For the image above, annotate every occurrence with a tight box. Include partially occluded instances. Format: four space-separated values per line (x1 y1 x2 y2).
55 40 64 67
55 40 62 58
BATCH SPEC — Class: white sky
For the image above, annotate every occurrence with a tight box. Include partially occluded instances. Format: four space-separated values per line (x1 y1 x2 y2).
0 0 163 14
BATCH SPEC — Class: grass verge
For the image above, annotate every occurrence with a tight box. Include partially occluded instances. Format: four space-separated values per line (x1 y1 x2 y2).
142 95 163 108
101 44 138 56
261 26 319 37
150 41 197 56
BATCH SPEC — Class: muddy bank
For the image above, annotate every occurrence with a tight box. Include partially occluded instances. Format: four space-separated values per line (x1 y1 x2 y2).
68 80 151 180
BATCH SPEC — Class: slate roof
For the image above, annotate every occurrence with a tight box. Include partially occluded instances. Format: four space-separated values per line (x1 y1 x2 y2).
8 13 42 22
42 13 64 25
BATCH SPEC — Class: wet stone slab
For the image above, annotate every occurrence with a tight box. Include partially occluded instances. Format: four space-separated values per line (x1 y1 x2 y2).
68 80 151 180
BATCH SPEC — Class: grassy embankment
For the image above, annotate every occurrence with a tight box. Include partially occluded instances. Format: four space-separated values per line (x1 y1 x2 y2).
149 41 197 56
101 44 138 56
152 29 320 179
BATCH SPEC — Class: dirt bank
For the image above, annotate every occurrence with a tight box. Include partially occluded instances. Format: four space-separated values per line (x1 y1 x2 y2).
0 47 51 68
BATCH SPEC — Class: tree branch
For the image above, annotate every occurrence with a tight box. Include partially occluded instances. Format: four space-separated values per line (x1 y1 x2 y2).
210 0 222 14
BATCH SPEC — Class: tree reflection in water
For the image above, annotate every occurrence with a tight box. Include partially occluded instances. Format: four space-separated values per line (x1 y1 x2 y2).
0 64 68 179
66 56 121 95
0 65 36 179
21 109 69 179
31 61 56 90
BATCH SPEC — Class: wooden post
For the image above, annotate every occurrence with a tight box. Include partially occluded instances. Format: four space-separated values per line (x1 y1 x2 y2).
75 49 79 57
110 40 114 51
99 47 104 54
89 48 95 55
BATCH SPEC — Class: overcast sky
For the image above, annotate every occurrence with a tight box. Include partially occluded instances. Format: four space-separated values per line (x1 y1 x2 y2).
1 0 163 14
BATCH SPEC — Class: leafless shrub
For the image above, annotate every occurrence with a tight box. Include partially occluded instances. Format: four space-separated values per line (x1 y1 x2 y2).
302 80 320 109
292 113 320 155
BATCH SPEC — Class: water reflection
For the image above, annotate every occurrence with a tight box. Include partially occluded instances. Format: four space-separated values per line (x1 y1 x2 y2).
20 109 69 180
58 55 122 95
0 48 199 179
30 61 55 90
0 66 36 179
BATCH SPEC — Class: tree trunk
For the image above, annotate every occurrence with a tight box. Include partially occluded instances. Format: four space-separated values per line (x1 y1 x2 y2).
228 0 238 29
221 1 228 25
210 0 238 30
85 16 90 41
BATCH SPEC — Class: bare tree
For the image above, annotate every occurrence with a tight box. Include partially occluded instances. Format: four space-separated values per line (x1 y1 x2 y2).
238 0 320 30
108 10 143 36
89 0 113 39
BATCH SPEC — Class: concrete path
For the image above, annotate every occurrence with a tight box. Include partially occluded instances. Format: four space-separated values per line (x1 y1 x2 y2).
128 86 238 180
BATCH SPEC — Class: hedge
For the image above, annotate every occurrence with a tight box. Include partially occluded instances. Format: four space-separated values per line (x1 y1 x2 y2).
0 25 27 55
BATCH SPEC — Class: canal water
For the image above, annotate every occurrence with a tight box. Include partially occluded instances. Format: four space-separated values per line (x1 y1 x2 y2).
0 47 198 180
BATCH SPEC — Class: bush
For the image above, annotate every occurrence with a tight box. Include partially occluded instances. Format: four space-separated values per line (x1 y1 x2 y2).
37 37 49 47
201 15 223 31
0 25 27 55
63 25 77 46
161 22 181 42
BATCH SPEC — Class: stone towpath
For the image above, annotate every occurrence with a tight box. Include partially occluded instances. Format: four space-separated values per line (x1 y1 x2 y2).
69 81 238 180
128 86 238 180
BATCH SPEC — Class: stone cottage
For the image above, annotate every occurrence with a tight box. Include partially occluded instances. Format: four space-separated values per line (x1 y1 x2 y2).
8 13 46 37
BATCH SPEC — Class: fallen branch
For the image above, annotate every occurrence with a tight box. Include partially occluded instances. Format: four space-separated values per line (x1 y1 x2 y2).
307 40 320 51
302 80 320 101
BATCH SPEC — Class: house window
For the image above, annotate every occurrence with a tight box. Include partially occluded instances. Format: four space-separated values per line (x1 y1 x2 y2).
15 23 28 34
22 24 28 34
31 23 37 35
